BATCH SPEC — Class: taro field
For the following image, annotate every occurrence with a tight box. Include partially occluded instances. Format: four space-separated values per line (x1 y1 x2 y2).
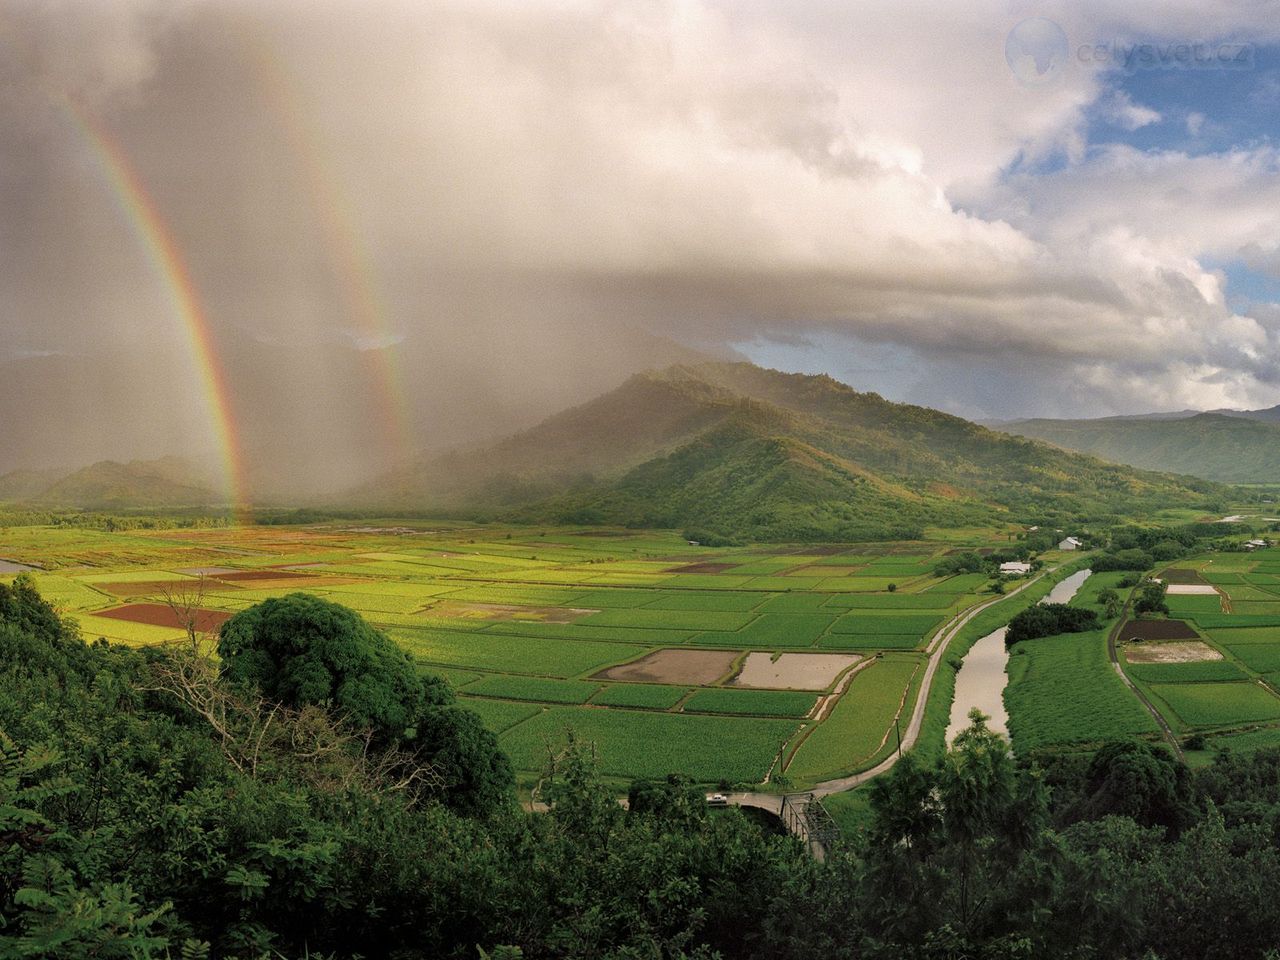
0 521 1016 786
1110 552 1280 762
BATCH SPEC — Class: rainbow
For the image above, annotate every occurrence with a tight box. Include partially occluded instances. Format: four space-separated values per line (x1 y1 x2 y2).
59 98 251 515
245 36 415 463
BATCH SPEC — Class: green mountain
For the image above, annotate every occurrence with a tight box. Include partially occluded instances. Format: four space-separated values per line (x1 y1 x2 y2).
361 363 1222 540
10 457 221 510
995 412 1280 484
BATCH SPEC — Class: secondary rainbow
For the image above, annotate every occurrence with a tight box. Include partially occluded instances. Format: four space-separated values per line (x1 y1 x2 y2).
60 97 251 513
245 35 415 464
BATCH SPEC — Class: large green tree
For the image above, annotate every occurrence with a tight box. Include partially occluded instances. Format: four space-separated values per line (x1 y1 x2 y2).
218 593 451 746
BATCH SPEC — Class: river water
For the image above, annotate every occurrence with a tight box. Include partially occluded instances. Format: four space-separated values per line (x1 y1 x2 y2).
945 568 1092 744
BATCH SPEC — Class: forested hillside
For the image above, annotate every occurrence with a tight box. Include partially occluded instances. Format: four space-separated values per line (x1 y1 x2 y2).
362 363 1224 540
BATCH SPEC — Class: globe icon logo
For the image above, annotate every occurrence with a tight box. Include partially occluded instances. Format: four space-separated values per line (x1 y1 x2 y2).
1005 18 1069 85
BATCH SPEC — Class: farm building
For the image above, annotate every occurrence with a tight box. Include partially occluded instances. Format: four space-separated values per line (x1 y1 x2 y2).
1246 539 1271 551
1058 536 1082 551
999 561 1032 575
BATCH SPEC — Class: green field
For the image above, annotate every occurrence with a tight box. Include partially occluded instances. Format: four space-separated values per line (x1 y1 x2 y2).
1005 628 1158 751
1148 681 1280 727
0 520 1022 785
785 657 922 781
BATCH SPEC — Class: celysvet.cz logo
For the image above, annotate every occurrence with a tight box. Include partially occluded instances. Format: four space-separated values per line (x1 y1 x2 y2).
1006 18 1255 86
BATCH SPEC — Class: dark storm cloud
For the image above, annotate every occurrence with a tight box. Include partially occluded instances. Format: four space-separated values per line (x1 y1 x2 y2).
3 0 1280 490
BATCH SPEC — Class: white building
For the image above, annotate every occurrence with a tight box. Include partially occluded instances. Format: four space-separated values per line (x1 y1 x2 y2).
1246 539 1270 551
999 561 1032 575
1058 536 1082 551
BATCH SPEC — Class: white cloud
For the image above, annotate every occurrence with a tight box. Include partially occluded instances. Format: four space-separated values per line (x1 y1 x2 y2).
1099 91 1161 130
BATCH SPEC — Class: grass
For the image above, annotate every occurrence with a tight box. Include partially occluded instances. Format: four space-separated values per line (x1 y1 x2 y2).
498 708 799 782
463 675 601 704
785 658 921 782
1005 628 1158 751
682 688 817 718
1147 681 1280 727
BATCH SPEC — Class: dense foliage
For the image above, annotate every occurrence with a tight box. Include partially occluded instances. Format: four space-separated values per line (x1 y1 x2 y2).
1005 602 1101 646
12 581 1280 959
219 593 512 815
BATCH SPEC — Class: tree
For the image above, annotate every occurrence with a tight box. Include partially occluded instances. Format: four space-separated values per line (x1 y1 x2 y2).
1005 603 1100 647
1133 580 1170 617
1067 740 1194 833
217 593 452 747
412 706 513 817
1095 588 1122 619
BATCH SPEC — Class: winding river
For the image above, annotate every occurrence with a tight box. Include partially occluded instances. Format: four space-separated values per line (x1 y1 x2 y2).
945 567 1092 743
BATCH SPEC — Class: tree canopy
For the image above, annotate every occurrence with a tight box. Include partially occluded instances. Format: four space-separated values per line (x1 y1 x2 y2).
218 592 452 745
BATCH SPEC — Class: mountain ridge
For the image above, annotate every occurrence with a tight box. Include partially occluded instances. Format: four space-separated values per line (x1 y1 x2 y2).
355 362 1224 540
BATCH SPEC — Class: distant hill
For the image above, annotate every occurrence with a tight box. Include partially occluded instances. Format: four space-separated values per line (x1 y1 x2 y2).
0 467 66 502
1 457 222 510
357 363 1222 540
994 412 1280 484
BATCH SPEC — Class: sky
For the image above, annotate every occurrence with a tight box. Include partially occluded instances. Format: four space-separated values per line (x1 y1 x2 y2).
2 0 1280 489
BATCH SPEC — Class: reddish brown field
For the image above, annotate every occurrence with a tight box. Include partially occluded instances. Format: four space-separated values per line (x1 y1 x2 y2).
94 603 231 632
1118 618 1199 641
665 562 737 574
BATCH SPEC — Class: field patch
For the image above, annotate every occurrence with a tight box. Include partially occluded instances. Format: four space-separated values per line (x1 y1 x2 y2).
1149 681 1280 727
93 603 231 632
829 612 941 636
1125 641 1222 664
424 601 596 623
213 570 316 583
786 658 919 781
590 684 690 710
594 648 738 685
1128 660 1248 683
1160 568 1208 585
1117 618 1199 641
683 688 817 718
462 698 542 733
580 608 755 632
1006 629 1159 750
499 708 797 781
1166 584 1220 596
463 675 600 704
731 652 861 690
392 628 634 677
665 561 738 574
1218 643 1280 675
